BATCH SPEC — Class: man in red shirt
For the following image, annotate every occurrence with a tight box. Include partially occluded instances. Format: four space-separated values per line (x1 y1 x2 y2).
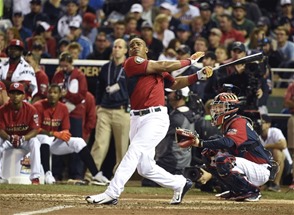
34 84 109 185
86 37 213 205
0 83 41 184
24 52 49 103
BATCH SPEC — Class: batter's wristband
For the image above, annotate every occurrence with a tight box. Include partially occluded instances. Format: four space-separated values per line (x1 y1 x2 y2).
188 73 198 85
180 59 191 68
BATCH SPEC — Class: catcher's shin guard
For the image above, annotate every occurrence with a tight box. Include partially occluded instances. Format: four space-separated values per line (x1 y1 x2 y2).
215 156 259 195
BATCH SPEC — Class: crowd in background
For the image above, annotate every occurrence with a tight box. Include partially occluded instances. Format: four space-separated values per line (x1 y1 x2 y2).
0 0 293 189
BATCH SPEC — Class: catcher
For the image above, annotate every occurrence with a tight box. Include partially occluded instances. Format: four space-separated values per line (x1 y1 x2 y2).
176 92 278 202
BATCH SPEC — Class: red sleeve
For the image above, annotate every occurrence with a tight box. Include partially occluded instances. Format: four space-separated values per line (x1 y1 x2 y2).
83 92 96 139
124 56 148 77
35 70 49 97
225 118 247 146
163 72 175 88
64 70 87 105
0 105 5 129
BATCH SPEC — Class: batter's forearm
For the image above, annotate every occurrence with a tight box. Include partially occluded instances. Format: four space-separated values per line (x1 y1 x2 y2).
146 60 191 74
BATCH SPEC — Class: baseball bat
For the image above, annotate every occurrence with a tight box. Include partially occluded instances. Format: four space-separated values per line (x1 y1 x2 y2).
213 52 264 71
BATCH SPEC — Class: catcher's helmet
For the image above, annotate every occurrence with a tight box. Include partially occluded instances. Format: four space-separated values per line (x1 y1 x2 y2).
210 92 239 126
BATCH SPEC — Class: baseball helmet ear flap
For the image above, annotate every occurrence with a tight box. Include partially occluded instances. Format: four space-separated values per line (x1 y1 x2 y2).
175 90 182 100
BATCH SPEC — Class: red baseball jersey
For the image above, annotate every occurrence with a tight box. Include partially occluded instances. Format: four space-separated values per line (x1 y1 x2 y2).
34 69 49 99
0 101 39 136
124 56 174 109
285 82 294 113
33 99 70 132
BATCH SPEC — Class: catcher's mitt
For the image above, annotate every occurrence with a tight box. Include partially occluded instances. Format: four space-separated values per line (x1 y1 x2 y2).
175 128 197 148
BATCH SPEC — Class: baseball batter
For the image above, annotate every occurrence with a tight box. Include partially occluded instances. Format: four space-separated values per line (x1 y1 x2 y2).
86 37 213 205
34 84 109 185
0 83 41 184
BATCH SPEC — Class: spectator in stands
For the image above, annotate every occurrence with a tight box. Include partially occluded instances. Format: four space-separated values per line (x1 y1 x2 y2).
284 80 294 188
193 37 208 53
66 20 92 59
232 2 255 41
172 0 200 25
247 28 267 51
0 31 7 57
81 12 99 44
208 28 222 52
141 0 159 26
29 35 51 58
159 2 181 32
140 21 164 60
23 0 50 32
219 14 245 47
12 0 31 16
85 39 130 180
260 114 287 192
129 3 145 33
106 20 129 46
51 52 88 182
87 32 112 60
199 2 217 39
232 0 262 23
43 0 64 27
158 38 181 61
26 21 57 58
256 16 272 37
153 14 175 48
211 0 226 26
278 0 294 34
11 11 32 48
176 23 193 48
57 0 82 39
67 42 82 60
190 16 206 42
57 38 70 56
278 16 294 42
78 0 96 17
276 26 294 69
215 45 229 64
25 52 49 103
5 27 22 44
124 14 141 38
260 37 283 69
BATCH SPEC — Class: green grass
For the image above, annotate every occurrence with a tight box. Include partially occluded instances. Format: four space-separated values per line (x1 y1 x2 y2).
1 182 294 200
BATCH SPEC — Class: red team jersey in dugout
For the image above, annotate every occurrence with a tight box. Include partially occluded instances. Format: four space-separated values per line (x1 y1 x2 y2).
0 101 39 136
33 100 70 132
123 56 174 109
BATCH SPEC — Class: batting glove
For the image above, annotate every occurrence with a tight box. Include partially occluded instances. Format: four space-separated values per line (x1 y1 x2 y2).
196 66 213 80
10 135 25 148
189 52 205 65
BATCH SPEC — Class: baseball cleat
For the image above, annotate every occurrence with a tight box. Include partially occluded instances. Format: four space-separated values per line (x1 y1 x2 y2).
215 190 232 199
45 171 56 184
170 178 193 205
0 177 8 184
91 171 110 186
31 178 40 185
85 192 118 205
244 192 262 202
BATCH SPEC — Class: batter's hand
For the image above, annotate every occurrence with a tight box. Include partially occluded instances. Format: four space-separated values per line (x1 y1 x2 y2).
196 66 213 80
189 52 205 65
53 130 71 142
10 135 25 148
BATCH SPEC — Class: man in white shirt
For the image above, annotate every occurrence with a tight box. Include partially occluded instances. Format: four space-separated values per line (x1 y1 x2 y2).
259 114 291 192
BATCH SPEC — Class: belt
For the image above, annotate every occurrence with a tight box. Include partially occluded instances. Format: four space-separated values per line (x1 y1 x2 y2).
132 107 161 116
103 105 125 109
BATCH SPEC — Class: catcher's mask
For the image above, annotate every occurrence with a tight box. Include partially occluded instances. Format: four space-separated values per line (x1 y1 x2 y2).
210 92 239 126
